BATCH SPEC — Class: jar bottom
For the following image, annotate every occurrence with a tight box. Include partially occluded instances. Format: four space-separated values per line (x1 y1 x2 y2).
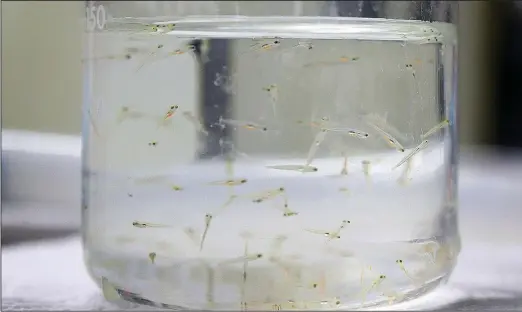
102 272 452 311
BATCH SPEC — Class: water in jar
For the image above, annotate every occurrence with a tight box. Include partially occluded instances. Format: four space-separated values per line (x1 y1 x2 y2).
82 17 459 310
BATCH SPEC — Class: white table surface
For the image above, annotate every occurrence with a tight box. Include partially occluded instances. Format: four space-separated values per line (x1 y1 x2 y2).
2 131 522 311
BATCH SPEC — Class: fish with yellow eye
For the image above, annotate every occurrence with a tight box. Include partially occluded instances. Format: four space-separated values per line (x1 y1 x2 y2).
163 105 179 121
250 39 282 52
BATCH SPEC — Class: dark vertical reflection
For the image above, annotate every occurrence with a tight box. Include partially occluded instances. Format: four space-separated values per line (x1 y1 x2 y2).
360 1 379 18
335 0 379 17
335 1 363 17
191 39 231 159
416 1 434 22
495 2 522 148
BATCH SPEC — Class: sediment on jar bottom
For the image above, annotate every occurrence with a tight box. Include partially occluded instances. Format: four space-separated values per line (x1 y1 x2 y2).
92 247 456 310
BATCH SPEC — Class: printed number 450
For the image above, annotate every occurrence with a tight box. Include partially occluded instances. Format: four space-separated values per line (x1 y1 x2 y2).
86 5 106 31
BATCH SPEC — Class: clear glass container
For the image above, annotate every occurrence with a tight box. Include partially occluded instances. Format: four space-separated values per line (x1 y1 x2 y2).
82 1 459 310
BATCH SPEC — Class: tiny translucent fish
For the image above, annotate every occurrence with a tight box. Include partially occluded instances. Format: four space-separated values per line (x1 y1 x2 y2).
340 56 360 63
208 178 248 186
362 274 386 303
262 84 279 116
275 197 299 217
305 220 350 242
327 127 370 139
101 277 121 302
251 187 285 203
251 39 281 51
218 253 263 266
129 22 175 36
266 164 318 173
421 119 450 139
395 259 414 281
296 116 330 129
149 252 157 264
132 221 170 228
134 44 169 72
304 56 359 68
392 140 429 170
182 111 209 136
169 43 197 56
135 40 203 72
163 105 179 120
133 42 200 72
218 117 269 132
367 122 405 152
82 53 133 62
148 141 158 147
305 128 328 166
361 112 409 143
171 185 183 191
200 213 213 251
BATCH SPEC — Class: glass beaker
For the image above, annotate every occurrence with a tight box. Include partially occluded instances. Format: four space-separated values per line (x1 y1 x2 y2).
82 1 459 310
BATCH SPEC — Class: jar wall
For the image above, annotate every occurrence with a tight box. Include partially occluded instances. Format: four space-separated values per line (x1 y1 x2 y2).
82 1 459 310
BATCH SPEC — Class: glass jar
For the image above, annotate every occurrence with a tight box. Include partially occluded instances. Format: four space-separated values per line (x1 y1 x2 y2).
82 1 459 310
